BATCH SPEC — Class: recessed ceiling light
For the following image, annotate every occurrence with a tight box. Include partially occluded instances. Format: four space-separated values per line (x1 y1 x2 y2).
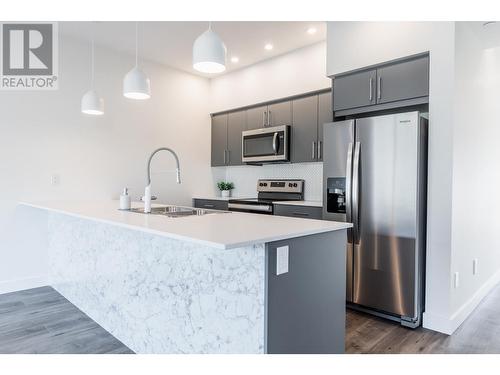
264 43 273 51
307 27 317 35
231 56 239 63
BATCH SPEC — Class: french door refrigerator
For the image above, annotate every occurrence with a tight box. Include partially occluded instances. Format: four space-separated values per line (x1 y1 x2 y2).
323 111 427 328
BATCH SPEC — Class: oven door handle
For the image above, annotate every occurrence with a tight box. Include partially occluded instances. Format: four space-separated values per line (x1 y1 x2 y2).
272 132 279 155
228 203 273 213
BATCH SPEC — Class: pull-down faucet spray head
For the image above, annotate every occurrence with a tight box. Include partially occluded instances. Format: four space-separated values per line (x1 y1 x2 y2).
144 147 181 213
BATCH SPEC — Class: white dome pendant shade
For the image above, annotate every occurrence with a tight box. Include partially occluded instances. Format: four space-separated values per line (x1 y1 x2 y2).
193 22 226 74
81 24 104 116
81 89 104 115
123 22 151 100
123 66 150 100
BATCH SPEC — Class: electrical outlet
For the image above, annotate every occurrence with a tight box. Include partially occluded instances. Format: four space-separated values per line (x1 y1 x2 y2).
473 259 478 275
276 246 289 276
454 272 460 288
51 174 60 186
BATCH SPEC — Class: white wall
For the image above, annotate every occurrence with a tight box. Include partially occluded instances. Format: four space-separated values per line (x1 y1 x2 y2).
449 23 500 320
210 42 330 112
0 35 213 294
327 22 457 332
209 42 329 198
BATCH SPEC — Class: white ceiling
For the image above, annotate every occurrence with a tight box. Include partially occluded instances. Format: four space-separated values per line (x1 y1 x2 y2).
60 21 326 77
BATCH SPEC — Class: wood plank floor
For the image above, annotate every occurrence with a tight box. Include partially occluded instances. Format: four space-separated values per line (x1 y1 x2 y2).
0 286 133 354
346 282 500 354
3 283 500 354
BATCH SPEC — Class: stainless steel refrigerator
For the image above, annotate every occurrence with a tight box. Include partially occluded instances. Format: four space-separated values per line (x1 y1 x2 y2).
323 111 427 328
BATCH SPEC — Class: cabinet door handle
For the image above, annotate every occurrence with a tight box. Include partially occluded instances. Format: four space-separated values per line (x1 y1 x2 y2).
204 204 215 208
263 111 266 127
318 141 322 159
226 149 230 164
377 76 382 100
268 110 272 126
292 212 309 217
223 150 227 164
312 141 316 159
369 77 373 101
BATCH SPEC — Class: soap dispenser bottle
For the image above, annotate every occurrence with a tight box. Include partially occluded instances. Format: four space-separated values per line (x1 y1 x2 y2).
119 188 131 210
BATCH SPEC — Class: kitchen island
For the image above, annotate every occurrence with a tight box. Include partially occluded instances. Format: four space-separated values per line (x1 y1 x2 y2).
20 200 351 354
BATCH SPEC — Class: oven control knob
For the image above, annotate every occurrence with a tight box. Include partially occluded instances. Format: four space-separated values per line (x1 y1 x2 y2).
293 183 298 187
288 183 293 187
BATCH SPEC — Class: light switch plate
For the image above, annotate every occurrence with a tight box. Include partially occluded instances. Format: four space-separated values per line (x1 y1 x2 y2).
276 246 289 275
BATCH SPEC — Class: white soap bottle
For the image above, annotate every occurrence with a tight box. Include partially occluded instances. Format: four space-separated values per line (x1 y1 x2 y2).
119 188 131 210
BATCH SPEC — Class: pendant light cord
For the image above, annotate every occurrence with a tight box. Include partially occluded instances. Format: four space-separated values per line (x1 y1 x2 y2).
135 22 138 67
91 22 95 88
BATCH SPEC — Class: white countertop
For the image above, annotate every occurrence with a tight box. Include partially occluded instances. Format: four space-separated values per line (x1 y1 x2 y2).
193 196 323 207
20 200 350 250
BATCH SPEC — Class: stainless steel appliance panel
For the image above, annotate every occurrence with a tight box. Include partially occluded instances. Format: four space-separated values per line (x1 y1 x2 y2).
322 120 354 302
242 125 290 163
352 112 420 319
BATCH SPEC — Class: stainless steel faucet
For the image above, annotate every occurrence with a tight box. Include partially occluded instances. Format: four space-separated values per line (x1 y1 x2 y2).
144 147 181 213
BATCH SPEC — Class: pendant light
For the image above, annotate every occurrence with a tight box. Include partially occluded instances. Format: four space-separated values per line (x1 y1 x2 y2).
81 24 104 116
193 21 226 74
123 22 151 100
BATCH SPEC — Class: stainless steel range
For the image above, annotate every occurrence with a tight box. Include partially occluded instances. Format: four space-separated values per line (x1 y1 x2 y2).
228 179 304 215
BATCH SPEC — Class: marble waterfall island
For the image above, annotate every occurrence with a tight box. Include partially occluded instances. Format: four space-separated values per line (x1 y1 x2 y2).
20 200 351 354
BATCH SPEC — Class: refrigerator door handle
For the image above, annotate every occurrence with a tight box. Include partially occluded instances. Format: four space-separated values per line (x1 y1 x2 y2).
352 141 361 244
345 142 354 243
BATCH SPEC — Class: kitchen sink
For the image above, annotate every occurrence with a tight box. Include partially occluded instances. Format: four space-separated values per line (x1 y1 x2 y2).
127 205 230 218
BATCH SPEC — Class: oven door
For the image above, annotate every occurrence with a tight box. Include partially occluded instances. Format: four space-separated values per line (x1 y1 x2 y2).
242 125 290 163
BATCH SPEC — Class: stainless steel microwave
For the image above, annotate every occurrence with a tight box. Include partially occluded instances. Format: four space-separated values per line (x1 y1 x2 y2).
241 125 290 163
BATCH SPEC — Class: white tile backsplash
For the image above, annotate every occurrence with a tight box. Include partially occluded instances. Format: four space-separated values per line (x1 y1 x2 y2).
215 162 323 201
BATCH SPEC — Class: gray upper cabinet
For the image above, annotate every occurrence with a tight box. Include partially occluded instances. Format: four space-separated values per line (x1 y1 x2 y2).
317 91 333 161
246 105 268 130
333 69 376 111
211 114 227 167
226 111 246 166
291 95 318 163
211 89 332 167
267 101 292 127
332 53 429 115
376 55 429 104
211 110 246 166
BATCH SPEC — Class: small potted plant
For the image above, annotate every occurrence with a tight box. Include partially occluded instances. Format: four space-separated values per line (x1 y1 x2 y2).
217 181 234 198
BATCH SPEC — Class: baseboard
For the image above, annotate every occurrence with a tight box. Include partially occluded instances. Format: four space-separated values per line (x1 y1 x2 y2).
0 276 48 295
423 268 500 335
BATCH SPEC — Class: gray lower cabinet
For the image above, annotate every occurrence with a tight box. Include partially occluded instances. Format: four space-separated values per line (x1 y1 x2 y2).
273 204 323 220
211 114 227 167
266 230 346 353
192 199 228 211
